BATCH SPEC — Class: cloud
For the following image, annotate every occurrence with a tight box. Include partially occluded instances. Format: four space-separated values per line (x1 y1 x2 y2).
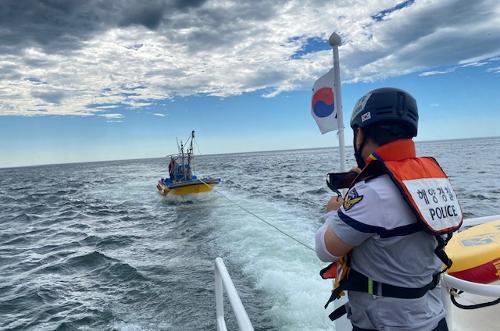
0 0 499 116
419 68 455 77
487 66 500 74
339 0 500 82
99 113 124 120
153 113 167 117
31 90 68 104
0 0 207 55
371 0 415 22
461 62 488 68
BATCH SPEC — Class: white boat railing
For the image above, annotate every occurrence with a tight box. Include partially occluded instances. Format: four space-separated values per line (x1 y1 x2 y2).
442 274 500 298
441 274 500 331
214 257 254 331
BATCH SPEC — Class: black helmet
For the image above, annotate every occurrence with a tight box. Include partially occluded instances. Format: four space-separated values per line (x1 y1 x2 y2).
350 87 418 137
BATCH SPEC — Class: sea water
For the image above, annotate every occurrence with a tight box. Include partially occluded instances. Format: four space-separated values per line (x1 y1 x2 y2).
1 137 499 330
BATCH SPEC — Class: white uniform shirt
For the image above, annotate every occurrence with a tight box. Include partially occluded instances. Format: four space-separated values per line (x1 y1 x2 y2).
325 174 446 331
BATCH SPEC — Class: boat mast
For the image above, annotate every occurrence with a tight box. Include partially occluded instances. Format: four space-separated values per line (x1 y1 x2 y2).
188 130 195 174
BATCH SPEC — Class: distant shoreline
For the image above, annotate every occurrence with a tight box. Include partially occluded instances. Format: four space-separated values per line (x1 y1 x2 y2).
2 135 499 170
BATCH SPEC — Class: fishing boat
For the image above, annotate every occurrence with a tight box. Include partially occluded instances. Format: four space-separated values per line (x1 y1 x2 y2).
156 130 220 196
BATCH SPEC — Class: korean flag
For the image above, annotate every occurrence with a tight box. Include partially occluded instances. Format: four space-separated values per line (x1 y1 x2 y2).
311 69 340 134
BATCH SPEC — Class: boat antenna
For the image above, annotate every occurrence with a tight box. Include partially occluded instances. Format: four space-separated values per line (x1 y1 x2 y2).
191 130 195 149
180 140 186 180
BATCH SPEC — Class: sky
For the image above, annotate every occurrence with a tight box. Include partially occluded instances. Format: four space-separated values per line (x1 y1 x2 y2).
1 0 499 168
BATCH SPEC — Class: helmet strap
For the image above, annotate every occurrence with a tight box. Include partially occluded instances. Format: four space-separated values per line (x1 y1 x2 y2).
353 129 366 169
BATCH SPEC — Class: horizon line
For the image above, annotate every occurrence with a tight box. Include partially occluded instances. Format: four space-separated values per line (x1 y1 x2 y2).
2 135 499 170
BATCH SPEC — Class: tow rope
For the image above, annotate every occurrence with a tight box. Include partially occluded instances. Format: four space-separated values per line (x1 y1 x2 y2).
197 177 316 253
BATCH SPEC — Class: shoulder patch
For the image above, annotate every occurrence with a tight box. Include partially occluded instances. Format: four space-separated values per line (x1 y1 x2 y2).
343 188 364 211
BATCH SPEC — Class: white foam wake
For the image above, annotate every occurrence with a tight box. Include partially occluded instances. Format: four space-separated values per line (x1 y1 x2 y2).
211 188 334 330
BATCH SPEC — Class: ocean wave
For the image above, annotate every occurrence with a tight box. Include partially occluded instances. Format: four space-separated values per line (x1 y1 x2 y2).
80 234 139 250
0 137 498 329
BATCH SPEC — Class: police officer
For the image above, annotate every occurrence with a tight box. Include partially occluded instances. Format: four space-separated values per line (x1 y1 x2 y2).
315 88 459 331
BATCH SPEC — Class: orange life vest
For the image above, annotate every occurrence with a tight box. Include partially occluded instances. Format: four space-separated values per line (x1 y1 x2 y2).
321 139 463 320
362 139 463 234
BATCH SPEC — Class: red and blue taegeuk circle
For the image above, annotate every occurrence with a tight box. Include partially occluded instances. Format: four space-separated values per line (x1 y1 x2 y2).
312 87 335 118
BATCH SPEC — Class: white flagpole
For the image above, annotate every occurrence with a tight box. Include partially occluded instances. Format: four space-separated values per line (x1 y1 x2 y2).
329 31 351 331
329 32 346 172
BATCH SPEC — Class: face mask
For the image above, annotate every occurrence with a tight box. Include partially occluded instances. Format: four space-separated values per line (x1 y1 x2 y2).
353 130 366 169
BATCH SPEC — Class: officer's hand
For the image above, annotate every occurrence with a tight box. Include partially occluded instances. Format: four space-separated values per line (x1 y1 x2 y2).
351 167 361 174
326 196 343 212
